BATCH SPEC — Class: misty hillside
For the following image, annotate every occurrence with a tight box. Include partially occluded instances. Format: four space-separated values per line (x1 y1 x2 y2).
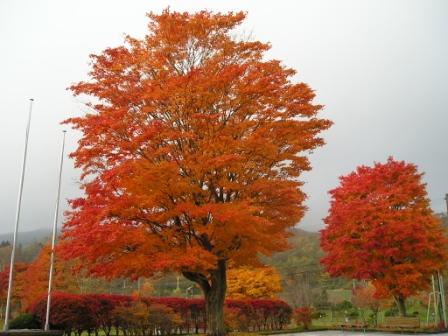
436 212 448 227
0 228 52 245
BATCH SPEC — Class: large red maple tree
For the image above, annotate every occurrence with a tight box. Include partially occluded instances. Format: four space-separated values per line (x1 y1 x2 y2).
321 158 448 316
60 9 331 335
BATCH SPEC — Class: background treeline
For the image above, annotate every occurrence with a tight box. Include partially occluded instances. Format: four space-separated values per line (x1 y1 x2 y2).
0 228 342 307
1 214 447 316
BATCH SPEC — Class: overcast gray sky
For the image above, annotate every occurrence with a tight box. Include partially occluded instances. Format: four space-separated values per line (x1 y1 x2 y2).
0 0 447 235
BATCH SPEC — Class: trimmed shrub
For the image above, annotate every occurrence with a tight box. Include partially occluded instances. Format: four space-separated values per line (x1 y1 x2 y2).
147 303 183 336
112 301 150 336
89 294 133 336
347 309 359 318
335 300 352 310
28 293 97 335
224 306 250 332
28 293 292 335
384 306 399 317
9 313 41 329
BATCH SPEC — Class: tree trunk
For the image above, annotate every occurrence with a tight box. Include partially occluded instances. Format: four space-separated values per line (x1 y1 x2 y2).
203 259 227 336
183 259 227 336
396 296 407 316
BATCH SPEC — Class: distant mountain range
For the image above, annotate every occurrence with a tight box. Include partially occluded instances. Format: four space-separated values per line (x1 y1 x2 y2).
0 228 52 245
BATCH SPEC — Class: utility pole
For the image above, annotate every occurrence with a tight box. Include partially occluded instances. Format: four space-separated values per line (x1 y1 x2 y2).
439 194 448 327
44 130 66 331
432 275 440 325
445 194 448 214
438 271 447 327
4 99 34 331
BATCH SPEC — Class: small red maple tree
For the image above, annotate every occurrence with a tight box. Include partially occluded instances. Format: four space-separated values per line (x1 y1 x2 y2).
0 263 28 313
60 9 331 335
321 157 448 316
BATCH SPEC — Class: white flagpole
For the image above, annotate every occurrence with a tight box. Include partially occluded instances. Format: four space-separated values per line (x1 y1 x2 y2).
44 130 66 331
4 98 34 331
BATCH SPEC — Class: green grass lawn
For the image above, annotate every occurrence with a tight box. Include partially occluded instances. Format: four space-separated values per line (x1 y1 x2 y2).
311 304 447 330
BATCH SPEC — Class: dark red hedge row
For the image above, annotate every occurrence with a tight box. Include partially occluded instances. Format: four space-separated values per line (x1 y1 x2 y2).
27 293 292 335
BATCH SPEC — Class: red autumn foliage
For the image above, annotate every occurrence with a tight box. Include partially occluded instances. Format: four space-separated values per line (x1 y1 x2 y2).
351 283 389 312
140 297 205 334
18 244 80 309
293 306 314 330
59 8 330 336
0 266 8 303
226 299 291 331
27 293 291 335
0 263 28 311
224 306 249 332
321 157 448 316
28 292 97 334
86 294 133 336
112 301 183 336
351 283 390 326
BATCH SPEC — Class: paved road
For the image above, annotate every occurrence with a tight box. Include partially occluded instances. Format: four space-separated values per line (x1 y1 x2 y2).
278 331 448 335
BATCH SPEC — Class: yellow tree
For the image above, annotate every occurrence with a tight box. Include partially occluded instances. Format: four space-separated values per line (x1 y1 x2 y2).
227 267 282 299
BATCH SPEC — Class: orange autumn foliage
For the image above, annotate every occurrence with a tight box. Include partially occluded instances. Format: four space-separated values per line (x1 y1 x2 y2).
351 283 391 326
321 158 448 315
132 279 154 298
227 267 281 299
60 9 331 335
19 244 78 309
351 283 389 311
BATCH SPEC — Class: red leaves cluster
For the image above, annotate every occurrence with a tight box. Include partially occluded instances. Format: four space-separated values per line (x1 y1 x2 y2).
59 9 331 279
143 297 206 334
225 299 292 331
0 263 28 309
29 293 98 334
293 306 314 330
27 293 291 334
321 158 448 302
0 265 8 299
